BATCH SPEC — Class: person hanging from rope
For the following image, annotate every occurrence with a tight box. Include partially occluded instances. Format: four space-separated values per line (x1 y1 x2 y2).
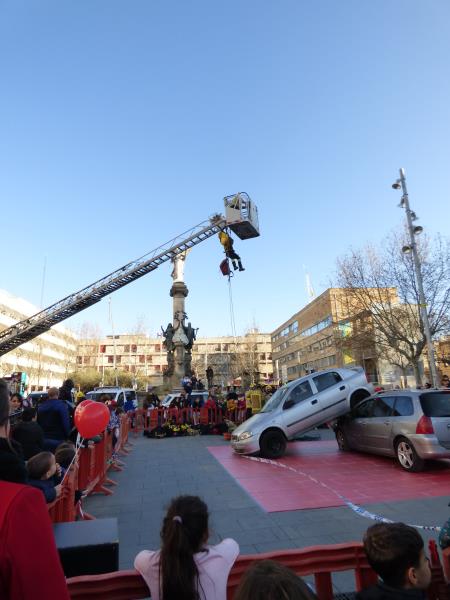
218 230 245 272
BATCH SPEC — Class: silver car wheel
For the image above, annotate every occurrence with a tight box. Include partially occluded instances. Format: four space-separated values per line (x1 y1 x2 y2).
397 441 414 469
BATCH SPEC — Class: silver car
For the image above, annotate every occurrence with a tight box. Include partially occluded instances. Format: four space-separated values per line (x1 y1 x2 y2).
334 389 450 472
231 367 373 459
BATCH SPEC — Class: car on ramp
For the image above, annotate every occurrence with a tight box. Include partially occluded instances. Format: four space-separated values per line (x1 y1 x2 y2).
231 367 373 458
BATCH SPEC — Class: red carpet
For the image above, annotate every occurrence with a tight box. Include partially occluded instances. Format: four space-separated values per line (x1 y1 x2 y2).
208 441 450 512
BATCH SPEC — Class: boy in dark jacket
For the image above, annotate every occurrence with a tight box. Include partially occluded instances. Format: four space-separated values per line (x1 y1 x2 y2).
357 523 431 599
26 451 62 503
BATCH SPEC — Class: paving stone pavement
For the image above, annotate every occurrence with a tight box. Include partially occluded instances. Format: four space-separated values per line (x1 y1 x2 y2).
84 430 450 594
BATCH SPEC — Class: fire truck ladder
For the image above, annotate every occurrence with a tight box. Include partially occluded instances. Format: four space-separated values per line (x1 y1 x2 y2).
0 215 226 356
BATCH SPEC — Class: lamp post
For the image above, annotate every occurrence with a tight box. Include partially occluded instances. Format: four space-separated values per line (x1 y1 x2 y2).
392 168 439 387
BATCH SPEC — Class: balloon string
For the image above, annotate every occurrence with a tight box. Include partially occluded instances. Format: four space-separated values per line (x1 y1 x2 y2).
59 435 84 485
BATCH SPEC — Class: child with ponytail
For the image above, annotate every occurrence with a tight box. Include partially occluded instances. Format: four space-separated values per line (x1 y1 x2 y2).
134 495 239 600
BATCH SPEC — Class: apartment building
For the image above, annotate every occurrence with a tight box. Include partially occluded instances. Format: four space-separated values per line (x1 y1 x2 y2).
0 289 78 390
192 332 273 387
77 331 273 388
271 288 397 384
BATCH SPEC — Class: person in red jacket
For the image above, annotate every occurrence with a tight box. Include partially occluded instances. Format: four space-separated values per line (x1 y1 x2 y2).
0 378 70 600
0 481 71 600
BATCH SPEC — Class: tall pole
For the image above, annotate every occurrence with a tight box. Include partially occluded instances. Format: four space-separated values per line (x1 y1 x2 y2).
108 297 119 387
398 168 439 387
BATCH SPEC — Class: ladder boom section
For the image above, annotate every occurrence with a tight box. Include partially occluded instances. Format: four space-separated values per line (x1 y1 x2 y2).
0 216 226 356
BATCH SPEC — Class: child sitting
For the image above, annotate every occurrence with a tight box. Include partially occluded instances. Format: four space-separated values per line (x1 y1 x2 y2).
55 442 76 475
134 495 239 600
26 451 62 503
234 559 317 600
357 522 431 599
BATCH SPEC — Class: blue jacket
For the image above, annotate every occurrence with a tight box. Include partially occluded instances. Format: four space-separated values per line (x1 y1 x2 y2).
37 399 71 441
27 478 58 503
124 399 135 413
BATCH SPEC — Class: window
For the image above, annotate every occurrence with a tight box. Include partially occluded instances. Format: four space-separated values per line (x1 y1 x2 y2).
372 396 395 417
107 355 114 364
393 396 414 417
352 399 375 418
131 344 137 353
116 355 121 364
313 371 342 393
146 355 153 362
124 345 130 353
287 380 313 406
139 355 145 363
77 356 82 364
300 316 332 338
420 392 450 417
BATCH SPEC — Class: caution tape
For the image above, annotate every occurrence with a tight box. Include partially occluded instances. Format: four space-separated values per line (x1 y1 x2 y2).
241 455 442 533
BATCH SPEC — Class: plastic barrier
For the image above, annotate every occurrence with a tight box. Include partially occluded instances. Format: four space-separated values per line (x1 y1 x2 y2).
66 540 450 599
48 460 78 524
48 417 133 523
132 406 233 431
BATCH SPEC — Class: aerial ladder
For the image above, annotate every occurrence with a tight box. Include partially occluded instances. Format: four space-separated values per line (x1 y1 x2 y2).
0 193 259 357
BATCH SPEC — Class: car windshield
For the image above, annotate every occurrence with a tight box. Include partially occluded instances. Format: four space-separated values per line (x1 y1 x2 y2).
260 387 289 413
86 392 115 402
420 392 450 417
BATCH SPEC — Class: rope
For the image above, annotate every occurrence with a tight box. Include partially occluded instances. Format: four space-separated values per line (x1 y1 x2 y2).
228 276 238 341
242 455 442 533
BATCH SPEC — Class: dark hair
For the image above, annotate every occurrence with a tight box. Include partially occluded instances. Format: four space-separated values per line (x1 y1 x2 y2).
363 523 424 587
0 379 10 427
234 560 317 600
55 446 75 469
99 394 111 403
55 441 75 451
27 451 54 480
159 495 209 600
21 407 37 422
10 392 23 405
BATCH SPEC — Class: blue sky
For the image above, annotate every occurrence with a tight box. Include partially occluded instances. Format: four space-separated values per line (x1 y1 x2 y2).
1 1 449 338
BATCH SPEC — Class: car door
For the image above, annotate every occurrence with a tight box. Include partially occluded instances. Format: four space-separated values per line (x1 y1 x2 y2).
343 398 376 450
361 396 396 454
280 379 322 437
311 371 348 421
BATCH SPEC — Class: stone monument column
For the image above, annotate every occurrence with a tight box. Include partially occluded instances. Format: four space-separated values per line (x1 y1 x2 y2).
162 250 195 389
171 285 189 383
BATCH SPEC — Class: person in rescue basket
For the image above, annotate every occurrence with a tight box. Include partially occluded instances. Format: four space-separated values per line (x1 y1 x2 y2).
134 495 239 600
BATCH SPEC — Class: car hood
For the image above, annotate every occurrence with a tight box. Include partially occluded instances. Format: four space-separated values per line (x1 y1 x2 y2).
232 411 276 436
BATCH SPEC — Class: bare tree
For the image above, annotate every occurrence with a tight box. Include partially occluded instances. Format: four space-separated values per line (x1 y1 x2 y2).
337 232 450 385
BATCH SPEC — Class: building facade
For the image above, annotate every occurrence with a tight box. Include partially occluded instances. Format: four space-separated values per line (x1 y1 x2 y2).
76 331 273 388
0 289 78 391
271 288 397 385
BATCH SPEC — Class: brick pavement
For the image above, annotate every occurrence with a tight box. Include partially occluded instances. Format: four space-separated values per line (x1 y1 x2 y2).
84 429 450 594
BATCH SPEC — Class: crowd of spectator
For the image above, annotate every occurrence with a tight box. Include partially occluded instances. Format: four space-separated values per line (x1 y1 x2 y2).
132 494 433 600
0 378 122 495
0 375 447 599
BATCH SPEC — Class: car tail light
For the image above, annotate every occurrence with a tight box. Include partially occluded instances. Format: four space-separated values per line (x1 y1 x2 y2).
416 415 434 434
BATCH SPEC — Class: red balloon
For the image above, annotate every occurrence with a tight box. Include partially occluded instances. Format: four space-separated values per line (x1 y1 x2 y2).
76 399 94 410
74 400 93 430
74 401 110 439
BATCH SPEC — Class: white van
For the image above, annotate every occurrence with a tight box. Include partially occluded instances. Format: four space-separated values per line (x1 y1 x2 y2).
231 367 373 458
85 387 137 408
